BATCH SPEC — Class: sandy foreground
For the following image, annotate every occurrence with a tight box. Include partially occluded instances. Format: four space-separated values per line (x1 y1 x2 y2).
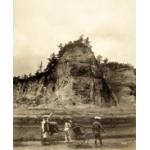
14 138 135 150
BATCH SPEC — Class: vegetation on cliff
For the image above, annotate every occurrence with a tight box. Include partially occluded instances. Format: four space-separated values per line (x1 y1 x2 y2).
13 36 135 108
13 35 92 84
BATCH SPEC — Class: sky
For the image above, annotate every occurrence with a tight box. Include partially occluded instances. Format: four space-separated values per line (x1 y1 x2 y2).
14 0 135 76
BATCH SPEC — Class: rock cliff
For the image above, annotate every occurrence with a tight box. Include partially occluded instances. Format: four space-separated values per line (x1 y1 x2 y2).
13 37 135 108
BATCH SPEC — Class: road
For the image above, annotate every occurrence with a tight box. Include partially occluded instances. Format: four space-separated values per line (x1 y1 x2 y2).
14 138 135 150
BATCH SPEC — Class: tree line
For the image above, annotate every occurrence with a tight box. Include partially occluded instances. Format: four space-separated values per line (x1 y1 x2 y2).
14 35 135 83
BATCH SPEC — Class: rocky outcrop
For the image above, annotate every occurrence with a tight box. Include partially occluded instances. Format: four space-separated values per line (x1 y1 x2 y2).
54 44 103 105
13 38 135 108
103 65 136 106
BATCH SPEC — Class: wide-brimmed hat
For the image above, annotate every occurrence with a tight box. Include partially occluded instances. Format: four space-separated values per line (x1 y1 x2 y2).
94 116 102 120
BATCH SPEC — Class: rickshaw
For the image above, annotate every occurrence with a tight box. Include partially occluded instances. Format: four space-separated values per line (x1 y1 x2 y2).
41 115 59 145
72 123 89 144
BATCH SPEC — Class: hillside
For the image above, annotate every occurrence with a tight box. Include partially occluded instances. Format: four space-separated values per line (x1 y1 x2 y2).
98 62 136 106
13 36 135 113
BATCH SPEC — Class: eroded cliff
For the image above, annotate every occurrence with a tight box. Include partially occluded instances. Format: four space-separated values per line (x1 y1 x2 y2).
13 37 135 109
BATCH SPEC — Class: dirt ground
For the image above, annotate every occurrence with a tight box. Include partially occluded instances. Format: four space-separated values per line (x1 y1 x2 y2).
14 138 135 150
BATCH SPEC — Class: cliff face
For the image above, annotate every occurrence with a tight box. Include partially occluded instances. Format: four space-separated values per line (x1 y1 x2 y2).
14 43 108 108
13 39 135 108
103 65 136 106
55 45 102 105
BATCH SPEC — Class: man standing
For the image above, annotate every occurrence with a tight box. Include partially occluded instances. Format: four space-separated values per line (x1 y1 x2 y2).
41 113 53 143
41 116 49 143
64 119 72 142
92 116 105 147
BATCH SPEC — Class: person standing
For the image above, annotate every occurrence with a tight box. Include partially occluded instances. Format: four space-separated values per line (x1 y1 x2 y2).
41 113 53 142
41 117 49 142
92 116 105 147
64 119 72 142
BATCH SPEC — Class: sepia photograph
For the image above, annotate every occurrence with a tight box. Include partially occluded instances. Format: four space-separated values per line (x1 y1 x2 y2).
13 0 136 149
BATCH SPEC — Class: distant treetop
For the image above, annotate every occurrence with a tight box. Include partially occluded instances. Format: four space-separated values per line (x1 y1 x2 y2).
57 35 92 58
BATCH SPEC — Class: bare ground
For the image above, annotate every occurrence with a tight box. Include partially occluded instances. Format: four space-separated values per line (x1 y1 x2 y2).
14 138 135 150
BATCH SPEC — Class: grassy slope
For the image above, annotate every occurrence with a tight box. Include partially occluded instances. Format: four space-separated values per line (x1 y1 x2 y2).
14 104 135 118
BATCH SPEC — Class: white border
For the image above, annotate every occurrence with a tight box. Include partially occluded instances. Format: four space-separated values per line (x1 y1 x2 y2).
137 0 150 150
1 0 150 149
0 0 13 149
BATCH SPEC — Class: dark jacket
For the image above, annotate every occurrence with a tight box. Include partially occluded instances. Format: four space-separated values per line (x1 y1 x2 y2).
92 121 104 134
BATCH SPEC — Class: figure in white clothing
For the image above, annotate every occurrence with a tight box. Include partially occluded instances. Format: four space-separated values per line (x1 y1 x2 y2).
41 113 53 141
64 119 72 142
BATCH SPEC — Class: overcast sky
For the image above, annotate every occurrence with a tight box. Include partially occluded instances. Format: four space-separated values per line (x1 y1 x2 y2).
14 0 135 76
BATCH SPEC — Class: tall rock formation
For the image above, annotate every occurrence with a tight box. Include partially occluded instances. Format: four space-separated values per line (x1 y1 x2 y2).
55 42 102 105
13 38 119 108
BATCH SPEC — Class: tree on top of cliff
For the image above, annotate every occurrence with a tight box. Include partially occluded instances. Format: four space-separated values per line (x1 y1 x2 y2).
84 37 90 46
36 61 43 74
57 35 92 58
74 34 84 44
103 58 109 64
105 62 134 71
97 55 103 64
44 53 58 72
